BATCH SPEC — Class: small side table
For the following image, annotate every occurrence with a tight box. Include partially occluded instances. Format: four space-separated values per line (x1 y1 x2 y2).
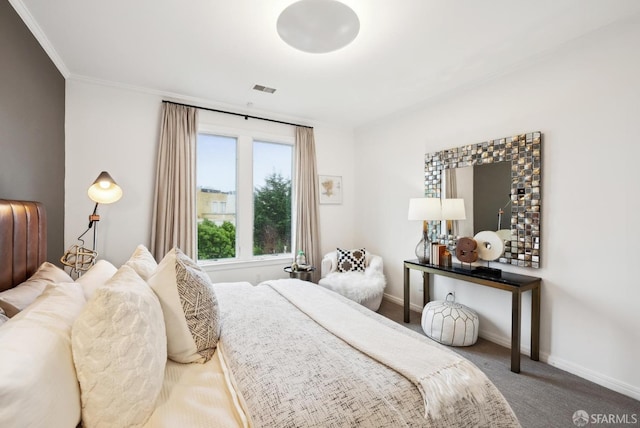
284 266 315 282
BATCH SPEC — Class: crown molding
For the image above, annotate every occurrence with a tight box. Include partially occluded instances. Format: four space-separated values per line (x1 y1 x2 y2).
9 0 70 78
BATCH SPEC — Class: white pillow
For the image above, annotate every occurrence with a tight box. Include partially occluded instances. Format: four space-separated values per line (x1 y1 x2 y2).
125 244 158 280
75 259 118 301
72 265 166 428
0 262 73 310
148 247 220 364
0 282 86 428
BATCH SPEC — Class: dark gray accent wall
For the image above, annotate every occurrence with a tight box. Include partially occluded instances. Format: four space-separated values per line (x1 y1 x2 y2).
0 0 65 263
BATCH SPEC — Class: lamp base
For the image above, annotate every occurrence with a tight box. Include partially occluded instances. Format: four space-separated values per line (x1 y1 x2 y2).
415 234 430 264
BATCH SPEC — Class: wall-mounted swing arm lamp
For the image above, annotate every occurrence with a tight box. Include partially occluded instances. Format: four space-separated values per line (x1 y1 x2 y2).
61 171 122 277
86 171 123 234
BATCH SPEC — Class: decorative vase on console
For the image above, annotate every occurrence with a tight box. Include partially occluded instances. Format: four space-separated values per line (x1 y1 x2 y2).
408 197 443 265
415 228 431 264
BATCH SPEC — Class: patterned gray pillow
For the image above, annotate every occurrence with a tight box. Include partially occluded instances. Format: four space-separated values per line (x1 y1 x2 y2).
337 248 367 272
148 247 220 363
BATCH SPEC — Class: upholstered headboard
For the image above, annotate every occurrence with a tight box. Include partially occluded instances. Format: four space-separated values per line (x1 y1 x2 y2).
0 200 47 292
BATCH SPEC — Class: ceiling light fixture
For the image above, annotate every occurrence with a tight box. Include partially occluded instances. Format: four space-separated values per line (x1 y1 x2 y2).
277 0 360 54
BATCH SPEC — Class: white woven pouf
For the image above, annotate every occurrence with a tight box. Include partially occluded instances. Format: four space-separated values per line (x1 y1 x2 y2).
421 293 479 347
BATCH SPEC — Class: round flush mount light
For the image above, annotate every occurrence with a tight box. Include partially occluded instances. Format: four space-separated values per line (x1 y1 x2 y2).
277 0 360 54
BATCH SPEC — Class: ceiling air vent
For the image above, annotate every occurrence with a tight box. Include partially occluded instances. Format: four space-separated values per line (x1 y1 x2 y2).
253 84 276 94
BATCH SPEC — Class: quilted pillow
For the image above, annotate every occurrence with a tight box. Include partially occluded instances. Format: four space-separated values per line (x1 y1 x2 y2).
337 248 367 272
147 247 220 364
125 244 158 281
0 262 73 310
71 265 166 428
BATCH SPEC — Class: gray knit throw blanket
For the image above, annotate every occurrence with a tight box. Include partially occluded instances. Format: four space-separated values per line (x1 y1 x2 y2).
214 280 520 428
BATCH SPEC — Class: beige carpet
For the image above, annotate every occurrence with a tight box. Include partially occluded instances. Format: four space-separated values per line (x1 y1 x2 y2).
377 299 640 428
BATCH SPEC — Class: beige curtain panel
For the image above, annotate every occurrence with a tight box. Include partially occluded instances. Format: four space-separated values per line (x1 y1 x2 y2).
294 127 321 282
151 102 198 260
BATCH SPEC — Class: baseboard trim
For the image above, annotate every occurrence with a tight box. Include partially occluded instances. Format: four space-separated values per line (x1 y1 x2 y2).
383 293 402 305
382 293 423 313
381 294 640 401
478 330 531 357
477 332 640 400
544 354 640 401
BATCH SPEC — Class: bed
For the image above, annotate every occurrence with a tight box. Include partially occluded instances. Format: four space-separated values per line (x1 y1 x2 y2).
0 199 520 427
0 199 47 292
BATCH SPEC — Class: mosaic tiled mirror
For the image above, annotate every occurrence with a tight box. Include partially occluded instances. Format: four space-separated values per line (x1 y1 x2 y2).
424 132 542 268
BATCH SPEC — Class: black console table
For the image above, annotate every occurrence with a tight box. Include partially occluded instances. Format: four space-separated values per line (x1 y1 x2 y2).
403 259 541 373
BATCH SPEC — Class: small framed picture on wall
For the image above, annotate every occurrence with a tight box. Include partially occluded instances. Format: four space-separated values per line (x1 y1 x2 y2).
319 175 342 204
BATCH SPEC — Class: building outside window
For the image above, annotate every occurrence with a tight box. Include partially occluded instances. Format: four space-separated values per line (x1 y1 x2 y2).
196 134 237 260
196 132 293 262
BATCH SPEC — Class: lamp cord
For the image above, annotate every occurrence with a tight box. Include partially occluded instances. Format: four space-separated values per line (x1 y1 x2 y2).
76 202 99 243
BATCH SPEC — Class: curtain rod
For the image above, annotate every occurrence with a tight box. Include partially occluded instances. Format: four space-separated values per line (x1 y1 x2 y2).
163 100 313 129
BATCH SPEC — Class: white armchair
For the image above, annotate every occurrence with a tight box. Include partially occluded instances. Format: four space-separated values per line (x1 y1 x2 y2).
318 250 386 311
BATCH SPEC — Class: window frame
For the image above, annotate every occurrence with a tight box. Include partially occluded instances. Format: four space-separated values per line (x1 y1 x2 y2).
196 122 295 268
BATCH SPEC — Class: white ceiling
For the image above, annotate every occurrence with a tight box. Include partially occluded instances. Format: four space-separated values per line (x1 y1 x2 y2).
12 0 640 128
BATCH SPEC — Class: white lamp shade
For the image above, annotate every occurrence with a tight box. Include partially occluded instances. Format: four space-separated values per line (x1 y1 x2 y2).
87 171 123 204
408 198 442 221
442 198 466 220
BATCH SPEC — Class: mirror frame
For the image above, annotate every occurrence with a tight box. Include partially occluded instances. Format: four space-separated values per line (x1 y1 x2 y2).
423 131 542 268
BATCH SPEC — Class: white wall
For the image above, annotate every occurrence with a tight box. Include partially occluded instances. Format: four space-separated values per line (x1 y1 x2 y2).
65 80 161 267
65 80 356 282
314 126 357 255
354 16 640 399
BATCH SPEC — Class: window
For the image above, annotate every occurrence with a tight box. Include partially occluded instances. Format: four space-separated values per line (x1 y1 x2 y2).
196 134 237 260
196 131 293 262
253 141 292 256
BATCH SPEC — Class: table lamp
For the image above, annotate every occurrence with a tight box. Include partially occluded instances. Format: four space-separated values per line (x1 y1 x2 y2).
441 198 466 236
408 198 442 264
